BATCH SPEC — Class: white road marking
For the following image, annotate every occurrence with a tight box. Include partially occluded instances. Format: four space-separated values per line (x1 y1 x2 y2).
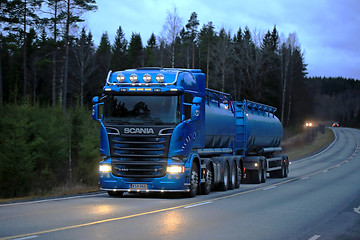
184 201 212 209
0 193 108 207
263 186 277 191
309 235 321 240
302 177 309 180
354 206 360 215
14 236 38 240
322 170 328 173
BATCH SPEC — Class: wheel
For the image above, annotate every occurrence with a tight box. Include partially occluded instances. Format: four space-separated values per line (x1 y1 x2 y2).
284 157 289 177
235 164 241 189
107 191 124 197
229 162 236 190
261 161 267 183
218 162 229 191
184 163 199 198
252 161 262 184
270 160 285 178
200 167 213 195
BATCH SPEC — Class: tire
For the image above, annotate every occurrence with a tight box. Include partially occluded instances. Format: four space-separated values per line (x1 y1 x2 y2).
107 191 124 197
184 163 199 198
252 161 262 184
229 162 236 190
284 157 289 177
200 167 213 195
218 162 229 191
235 164 241 189
261 161 267 183
270 162 285 178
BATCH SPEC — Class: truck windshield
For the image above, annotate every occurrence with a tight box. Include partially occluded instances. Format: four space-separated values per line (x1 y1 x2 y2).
103 95 181 125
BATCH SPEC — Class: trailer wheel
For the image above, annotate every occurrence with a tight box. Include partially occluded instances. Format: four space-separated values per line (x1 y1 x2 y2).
229 163 236 190
252 162 262 184
107 191 124 197
218 162 229 191
185 164 199 198
284 157 289 177
235 165 241 189
270 161 285 178
261 162 267 183
200 167 213 195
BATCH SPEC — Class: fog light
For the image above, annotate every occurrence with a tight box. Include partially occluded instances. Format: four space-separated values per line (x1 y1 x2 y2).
156 73 165 83
130 74 138 83
143 74 151 83
99 164 112 173
167 165 184 174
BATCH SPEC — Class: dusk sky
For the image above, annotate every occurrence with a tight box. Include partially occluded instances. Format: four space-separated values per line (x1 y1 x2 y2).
83 0 360 80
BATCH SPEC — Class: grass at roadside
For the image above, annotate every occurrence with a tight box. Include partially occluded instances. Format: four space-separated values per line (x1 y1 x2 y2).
282 128 335 161
0 185 99 204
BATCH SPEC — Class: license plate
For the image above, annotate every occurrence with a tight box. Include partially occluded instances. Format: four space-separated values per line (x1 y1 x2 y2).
130 184 148 189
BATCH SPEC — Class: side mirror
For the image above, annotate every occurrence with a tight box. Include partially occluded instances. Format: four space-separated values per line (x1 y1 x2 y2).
191 97 202 121
92 96 103 121
92 96 99 104
92 104 100 121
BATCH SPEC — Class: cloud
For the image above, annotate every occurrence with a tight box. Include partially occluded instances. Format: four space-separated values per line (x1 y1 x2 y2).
84 0 360 79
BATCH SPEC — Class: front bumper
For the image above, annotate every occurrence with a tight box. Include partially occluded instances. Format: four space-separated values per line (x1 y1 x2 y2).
99 169 191 192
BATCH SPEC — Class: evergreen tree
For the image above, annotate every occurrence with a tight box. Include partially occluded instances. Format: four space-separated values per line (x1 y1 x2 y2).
185 12 199 68
111 26 127 70
145 33 158 67
94 32 111 95
2 0 42 97
260 26 281 108
198 22 216 87
128 33 143 68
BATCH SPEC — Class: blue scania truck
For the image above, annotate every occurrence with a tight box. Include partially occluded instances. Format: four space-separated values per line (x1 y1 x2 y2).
92 68 289 197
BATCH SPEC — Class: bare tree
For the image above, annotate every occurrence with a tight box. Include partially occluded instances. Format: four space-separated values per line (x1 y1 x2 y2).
280 32 299 125
161 7 182 68
72 28 95 106
61 0 97 110
212 28 234 92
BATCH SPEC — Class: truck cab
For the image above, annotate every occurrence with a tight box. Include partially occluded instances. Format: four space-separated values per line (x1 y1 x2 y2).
92 68 208 197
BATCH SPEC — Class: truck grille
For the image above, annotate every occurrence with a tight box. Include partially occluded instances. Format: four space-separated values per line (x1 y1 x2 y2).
107 127 172 178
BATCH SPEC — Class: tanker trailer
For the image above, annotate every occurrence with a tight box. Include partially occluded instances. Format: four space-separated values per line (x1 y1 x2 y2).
234 100 289 184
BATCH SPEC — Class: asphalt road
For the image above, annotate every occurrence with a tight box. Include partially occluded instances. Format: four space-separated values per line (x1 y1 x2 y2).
1 127 360 240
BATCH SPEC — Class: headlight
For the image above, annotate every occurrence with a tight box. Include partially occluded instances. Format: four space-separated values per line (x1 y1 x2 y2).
166 165 184 174
99 164 112 173
129 74 138 83
156 73 165 83
143 74 151 83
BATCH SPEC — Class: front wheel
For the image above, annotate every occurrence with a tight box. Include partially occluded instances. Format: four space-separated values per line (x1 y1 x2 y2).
184 164 199 198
